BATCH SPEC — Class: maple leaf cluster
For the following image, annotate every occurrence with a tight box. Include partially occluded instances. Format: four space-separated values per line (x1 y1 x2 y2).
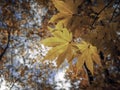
0 0 120 89
41 0 102 75
40 0 120 87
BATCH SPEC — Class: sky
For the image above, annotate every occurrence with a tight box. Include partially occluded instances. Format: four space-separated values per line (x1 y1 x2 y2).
0 1 72 90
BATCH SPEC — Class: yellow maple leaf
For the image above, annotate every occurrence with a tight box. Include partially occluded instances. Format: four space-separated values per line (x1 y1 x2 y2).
41 27 75 67
76 41 102 75
49 0 83 29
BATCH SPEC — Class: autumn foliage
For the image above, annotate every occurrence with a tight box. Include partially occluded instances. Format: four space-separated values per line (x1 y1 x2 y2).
0 0 120 89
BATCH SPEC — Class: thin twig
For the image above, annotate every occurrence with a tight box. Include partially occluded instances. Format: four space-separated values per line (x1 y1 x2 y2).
10 78 19 90
110 1 120 22
91 0 113 26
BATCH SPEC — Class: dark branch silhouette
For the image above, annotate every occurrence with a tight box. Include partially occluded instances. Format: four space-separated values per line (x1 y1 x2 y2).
110 1 120 22
91 0 114 26
0 29 10 61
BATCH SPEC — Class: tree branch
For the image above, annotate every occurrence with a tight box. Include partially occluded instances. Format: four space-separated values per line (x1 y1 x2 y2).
84 63 93 85
91 0 113 26
110 1 120 22
0 29 10 61
10 78 19 90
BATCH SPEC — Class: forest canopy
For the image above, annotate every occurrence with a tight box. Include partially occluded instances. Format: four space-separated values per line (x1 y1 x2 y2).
0 0 120 90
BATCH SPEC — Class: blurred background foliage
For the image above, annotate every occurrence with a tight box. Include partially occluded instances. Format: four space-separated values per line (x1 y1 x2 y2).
0 0 120 90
